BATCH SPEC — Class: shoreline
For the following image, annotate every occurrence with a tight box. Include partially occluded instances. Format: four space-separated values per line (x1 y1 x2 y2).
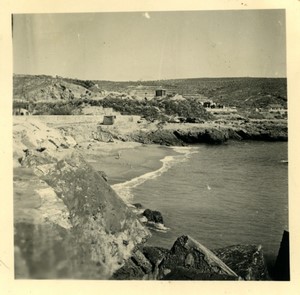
82 142 181 186
12 116 288 280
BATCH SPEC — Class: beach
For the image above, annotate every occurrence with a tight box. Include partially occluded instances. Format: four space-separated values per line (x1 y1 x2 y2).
12 116 288 280
82 141 179 186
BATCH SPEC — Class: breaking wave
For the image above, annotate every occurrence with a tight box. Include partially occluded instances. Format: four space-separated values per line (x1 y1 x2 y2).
112 147 198 203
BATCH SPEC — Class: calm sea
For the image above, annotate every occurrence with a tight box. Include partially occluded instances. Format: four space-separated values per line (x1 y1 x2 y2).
113 141 288 262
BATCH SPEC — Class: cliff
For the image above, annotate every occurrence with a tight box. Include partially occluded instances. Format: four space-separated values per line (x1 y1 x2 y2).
13 118 150 279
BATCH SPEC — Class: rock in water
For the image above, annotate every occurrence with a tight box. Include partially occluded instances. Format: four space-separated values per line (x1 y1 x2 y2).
213 244 269 280
142 209 164 224
273 230 290 280
158 235 238 280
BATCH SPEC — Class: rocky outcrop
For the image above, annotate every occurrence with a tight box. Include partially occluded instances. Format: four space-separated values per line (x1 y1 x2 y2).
142 246 169 268
234 122 287 141
112 249 153 280
157 235 238 280
174 128 229 144
112 236 270 281
131 204 168 232
213 244 269 280
132 129 185 146
13 119 150 279
142 209 164 224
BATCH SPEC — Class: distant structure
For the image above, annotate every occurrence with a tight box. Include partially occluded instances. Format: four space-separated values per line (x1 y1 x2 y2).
203 101 212 108
102 115 116 125
155 89 166 97
13 107 31 116
268 104 287 114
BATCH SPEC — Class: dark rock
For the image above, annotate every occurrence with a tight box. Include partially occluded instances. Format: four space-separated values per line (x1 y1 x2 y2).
133 129 185 146
143 209 163 224
131 250 153 274
36 147 47 152
142 246 169 268
213 244 269 280
202 128 229 144
158 235 238 280
235 122 287 141
226 128 243 140
173 128 229 144
273 230 290 281
111 258 145 280
112 250 152 280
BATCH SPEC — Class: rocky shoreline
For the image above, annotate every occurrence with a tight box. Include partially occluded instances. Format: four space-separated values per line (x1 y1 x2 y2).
113 204 270 280
13 116 288 280
127 120 287 146
71 118 288 146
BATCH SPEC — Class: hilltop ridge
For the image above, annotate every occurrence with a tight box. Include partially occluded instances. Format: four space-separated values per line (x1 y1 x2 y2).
13 74 287 110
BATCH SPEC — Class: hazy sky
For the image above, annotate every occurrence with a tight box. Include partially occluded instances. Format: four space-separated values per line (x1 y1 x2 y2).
13 10 286 81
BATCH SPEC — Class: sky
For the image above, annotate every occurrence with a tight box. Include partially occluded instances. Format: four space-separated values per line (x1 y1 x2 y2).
12 10 286 81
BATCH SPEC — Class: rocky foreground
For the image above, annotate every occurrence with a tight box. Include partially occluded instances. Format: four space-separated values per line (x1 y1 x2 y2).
13 116 287 279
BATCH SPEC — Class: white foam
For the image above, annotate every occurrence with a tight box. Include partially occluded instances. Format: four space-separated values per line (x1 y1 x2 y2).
112 147 198 203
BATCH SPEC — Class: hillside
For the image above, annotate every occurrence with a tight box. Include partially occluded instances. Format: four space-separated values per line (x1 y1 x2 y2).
13 75 95 101
13 75 287 111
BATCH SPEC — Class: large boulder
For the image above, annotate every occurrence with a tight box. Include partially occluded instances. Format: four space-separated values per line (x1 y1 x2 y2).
213 244 269 280
157 235 238 280
142 209 164 224
112 249 152 280
142 246 169 268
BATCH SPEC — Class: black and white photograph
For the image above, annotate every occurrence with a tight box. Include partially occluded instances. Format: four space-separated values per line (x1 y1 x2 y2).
1 0 300 292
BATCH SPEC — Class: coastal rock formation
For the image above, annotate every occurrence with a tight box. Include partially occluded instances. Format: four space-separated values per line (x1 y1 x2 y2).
13 119 150 279
132 129 185 146
213 244 269 280
111 235 272 280
157 235 239 280
234 122 287 141
142 209 164 224
130 204 167 232
142 246 169 268
112 249 153 280
173 128 229 144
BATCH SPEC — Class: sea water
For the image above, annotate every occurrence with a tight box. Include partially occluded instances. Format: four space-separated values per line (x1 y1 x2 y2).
113 141 288 261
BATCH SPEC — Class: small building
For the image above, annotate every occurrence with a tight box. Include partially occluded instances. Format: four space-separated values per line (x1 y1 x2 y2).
203 101 211 108
102 115 116 125
155 89 166 97
13 108 31 116
269 104 286 113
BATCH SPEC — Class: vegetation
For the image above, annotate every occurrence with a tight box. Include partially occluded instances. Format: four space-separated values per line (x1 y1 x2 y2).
13 74 287 117
30 100 83 115
86 97 213 121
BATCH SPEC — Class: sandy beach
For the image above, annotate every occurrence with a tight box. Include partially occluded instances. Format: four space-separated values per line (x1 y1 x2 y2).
81 141 179 185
